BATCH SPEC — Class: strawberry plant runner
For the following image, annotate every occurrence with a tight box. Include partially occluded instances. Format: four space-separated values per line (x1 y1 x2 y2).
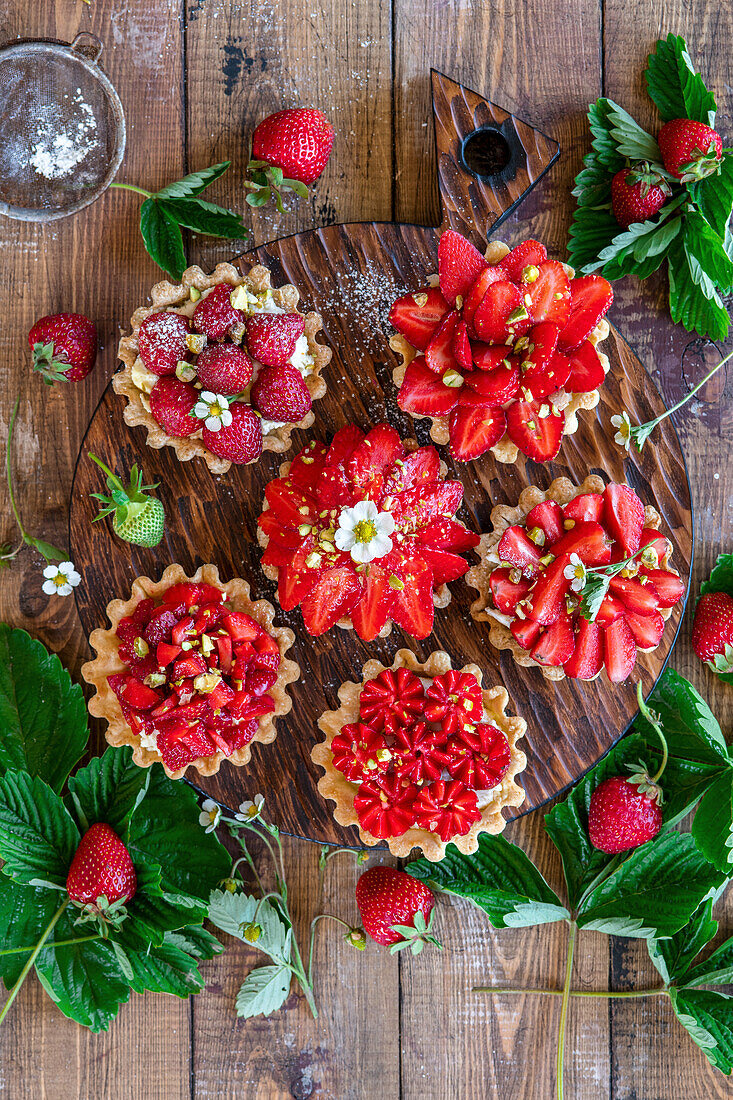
69 71 692 844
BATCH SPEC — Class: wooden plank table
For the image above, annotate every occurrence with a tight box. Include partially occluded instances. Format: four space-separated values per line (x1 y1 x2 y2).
0 1 730 1097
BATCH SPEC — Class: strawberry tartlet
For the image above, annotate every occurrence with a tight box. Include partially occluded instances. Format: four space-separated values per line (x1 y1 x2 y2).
466 476 685 682
312 650 526 860
82 563 299 779
257 422 480 640
388 230 613 463
115 262 331 474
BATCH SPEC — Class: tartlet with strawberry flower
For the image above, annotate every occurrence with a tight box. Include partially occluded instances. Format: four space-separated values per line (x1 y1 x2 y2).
467 476 685 683
257 422 480 640
82 563 299 779
313 650 526 860
115 262 331 474
388 230 613 463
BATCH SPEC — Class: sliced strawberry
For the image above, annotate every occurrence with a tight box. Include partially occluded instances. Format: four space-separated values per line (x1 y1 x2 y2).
639 528 671 560
288 441 328 488
464 358 519 403
472 281 523 343
118 677 161 710
551 521 612 566
416 517 479 552
595 594 626 626
526 500 564 544
222 612 260 642
258 510 304 550
463 265 507 332
264 480 315 527
418 546 470 584
300 566 362 636
278 546 322 611
563 493 603 524
389 287 451 351
448 401 506 462
563 618 603 679
604 617 636 682
497 526 543 575
524 261 571 325
531 613 575 666
565 340 606 391
527 554 571 625
261 541 299 569
438 230 489 305
394 480 463 532
170 615 195 647
558 275 613 352
638 569 685 608
516 321 559 398
488 567 531 614
173 654 207 680
325 424 364 467
383 446 439 494
523 351 571 401
624 609 665 649
398 356 459 417
470 342 511 372
452 320 473 372
510 617 542 650
609 576 660 617
156 642 181 666
347 423 403 495
603 483 644 556
501 239 549 282
425 310 461 374
505 400 565 461
350 564 392 641
389 558 434 638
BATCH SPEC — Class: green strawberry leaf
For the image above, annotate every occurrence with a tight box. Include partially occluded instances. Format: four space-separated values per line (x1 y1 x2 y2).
667 235 730 341
154 161 231 200
158 197 248 240
406 833 569 929
690 155 733 240
594 212 683 276
633 669 729 766
576 832 724 938
645 34 717 127
121 931 214 998
120 860 208 949
164 923 223 961
140 198 187 281
700 552 733 599
671 989 733 1074
568 204 622 276
648 896 718 985
681 931 733 989
235 964 291 1019
65 746 150 841
606 100 663 164
684 209 733 291
207 889 292 963
690 769 733 874
585 98 628 174
0 874 60 986
0 771 79 888
0 624 88 792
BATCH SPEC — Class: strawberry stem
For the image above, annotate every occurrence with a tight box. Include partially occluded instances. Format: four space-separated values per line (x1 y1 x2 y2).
631 346 733 450
0 899 68 1025
636 680 669 784
0 933 100 956
109 182 153 199
88 452 125 494
556 920 576 1100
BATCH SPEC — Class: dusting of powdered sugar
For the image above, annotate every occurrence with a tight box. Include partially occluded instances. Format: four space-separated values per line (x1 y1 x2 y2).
28 88 98 180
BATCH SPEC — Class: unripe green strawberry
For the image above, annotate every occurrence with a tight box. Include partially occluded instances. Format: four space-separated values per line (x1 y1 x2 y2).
89 454 166 548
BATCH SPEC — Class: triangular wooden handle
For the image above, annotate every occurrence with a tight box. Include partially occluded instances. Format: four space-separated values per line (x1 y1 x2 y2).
431 70 560 245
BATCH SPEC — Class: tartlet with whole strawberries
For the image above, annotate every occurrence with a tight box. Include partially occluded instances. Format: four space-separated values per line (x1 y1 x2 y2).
82 563 299 779
467 476 685 683
388 230 613 463
312 649 526 860
257 422 479 640
115 262 331 474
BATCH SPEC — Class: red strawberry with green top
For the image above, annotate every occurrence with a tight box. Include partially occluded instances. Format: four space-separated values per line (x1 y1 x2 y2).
201 401 263 464
193 284 245 340
437 229 488 306
611 164 671 228
251 107 334 185
149 377 199 437
388 287 451 351
251 364 312 422
245 313 305 368
355 866 441 953
66 823 137 926
692 591 733 675
136 311 190 376
195 344 254 395
588 773 662 853
658 118 723 182
29 312 97 383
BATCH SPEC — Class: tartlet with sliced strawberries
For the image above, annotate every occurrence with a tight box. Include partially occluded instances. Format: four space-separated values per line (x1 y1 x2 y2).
388 230 613 463
312 649 526 860
467 476 685 682
82 563 300 779
115 262 331 474
257 422 479 640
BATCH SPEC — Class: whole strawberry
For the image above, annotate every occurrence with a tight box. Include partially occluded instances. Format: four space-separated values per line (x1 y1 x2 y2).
246 312 305 368
588 772 663 853
251 107 334 185
149 377 199 437
355 866 441 954
202 400 263 464
251 365 312 423
89 454 165 548
195 344 254 396
66 822 137 928
29 312 97 384
692 590 733 674
611 164 671 228
658 118 723 182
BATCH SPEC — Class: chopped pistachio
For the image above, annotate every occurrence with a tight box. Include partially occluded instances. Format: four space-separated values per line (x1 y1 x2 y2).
193 672 221 694
528 526 546 546
230 285 250 311
133 636 149 658
200 633 215 657
563 519 575 530
455 294 464 309
539 553 556 566
298 505 311 515
185 332 206 354
189 286 201 302
176 361 197 382
144 672 166 688
388 575 405 591
305 551 322 568
524 293 532 308
298 523 313 537
521 264 540 283
442 368 464 388
507 305 529 324
412 292 429 307
539 404 550 418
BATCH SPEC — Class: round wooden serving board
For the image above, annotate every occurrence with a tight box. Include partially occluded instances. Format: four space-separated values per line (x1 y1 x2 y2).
69 72 692 848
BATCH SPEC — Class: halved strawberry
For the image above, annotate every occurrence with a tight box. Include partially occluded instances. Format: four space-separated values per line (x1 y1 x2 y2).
350 565 392 641
265 480 315 527
383 445 440 493
278 545 322 611
563 493 603 524
603 483 644 556
510 617 542 650
389 287 451 351
528 554 571 625
416 517 479 553
438 230 489 306
425 310 461 374
604 617 636 682
501 239 549 282
419 546 471 584
463 265 507 332
563 618 603 679
347 423 403 494
531 613 575 666
638 569 684 608
595 593 626 626
448 400 507 462
389 558 434 638
398 356 458 417
497 526 543 575
325 424 364 466
300 566 363 636
523 350 572 401
565 340 606 391
524 261 571 325
452 320 473 372
505 400 565 461
526 500 564 544
516 321 559 398
488 567 532 614
558 275 613 352
472 281 523 343
470 343 511 372
551 521 612 566
624 609 665 648
395 481 464 531
464 358 520 403
609 576 660 617
639 528 671 560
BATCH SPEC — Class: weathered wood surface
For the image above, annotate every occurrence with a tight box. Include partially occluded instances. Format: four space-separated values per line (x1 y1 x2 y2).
0 1 730 1098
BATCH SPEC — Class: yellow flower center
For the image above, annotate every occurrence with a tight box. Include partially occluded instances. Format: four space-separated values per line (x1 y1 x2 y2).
353 519 377 543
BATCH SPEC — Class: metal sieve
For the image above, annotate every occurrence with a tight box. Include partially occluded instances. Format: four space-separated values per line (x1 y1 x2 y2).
0 32 126 222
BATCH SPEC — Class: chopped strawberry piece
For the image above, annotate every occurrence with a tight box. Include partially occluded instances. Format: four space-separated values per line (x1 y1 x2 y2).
425 310 461 374
604 617 637 682
132 599 156 627
497 525 543 575
150 695 178 719
245 668 278 697
595 593 626 627
528 554 571 625
216 636 233 672
300 565 362 636
162 582 222 609
424 670 483 734
383 446 439 494
222 611 261 642
463 265 507 332
609 576 660 617
501 239 549 282
505 400 565 461
472 280 523 343
353 774 417 839
208 681 237 710
558 275 613 352
446 723 510 788
488 567 532 614
228 692 275 722
437 229 489 306
551 521 612 566
470 343 512 372
639 569 684 607
193 604 223 634
448 401 507 462
464 358 519 403
349 564 392 641
510 618 542 650
603 483 645 556
563 493 604 524
157 725 217 772
563 618 603 680
389 557 435 638
388 287 451 351
144 607 179 646
624 609 665 648
360 667 426 731
526 500 564 544
226 719 259 753
170 615 195 647
452 320 473 372
524 261 571 325
531 612 575 666
412 779 481 840
565 340 606 391
173 654 207 679
397 356 459 417
117 677 162 710
156 642 182 666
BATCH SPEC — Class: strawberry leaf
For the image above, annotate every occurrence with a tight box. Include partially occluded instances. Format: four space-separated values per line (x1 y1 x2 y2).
158 197 249 240
207 889 292 964
690 769 733 874
689 155 733 240
680 929 733 989
684 210 733 291
568 205 621 276
594 210 683 279
645 34 717 127
648 897 718 986
235 964 291 1019
634 669 730 766
0 624 88 792
701 552 733 602
0 874 60 986
606 100 663 164
65 746 150 841
153 161 231 200
121 929 218 998
0 771 79 888
670 989 733 1073
667 235 730 341
139 198 187 281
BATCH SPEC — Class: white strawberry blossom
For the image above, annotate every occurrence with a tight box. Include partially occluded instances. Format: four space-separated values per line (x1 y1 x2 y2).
611 411 632 452
564 553 587 593
42 560 81 597
198 798 221 833
194 392 233 432
334 500 396 564
235 793 265 821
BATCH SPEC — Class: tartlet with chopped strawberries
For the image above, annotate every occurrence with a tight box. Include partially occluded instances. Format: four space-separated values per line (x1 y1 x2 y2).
467 476 685 683
82 563 299 779
115 262 331 474
257 422 480 640
388 230 613 463
312 649 526 860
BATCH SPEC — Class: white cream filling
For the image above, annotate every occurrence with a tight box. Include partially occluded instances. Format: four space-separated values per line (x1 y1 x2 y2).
139 730 159 752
